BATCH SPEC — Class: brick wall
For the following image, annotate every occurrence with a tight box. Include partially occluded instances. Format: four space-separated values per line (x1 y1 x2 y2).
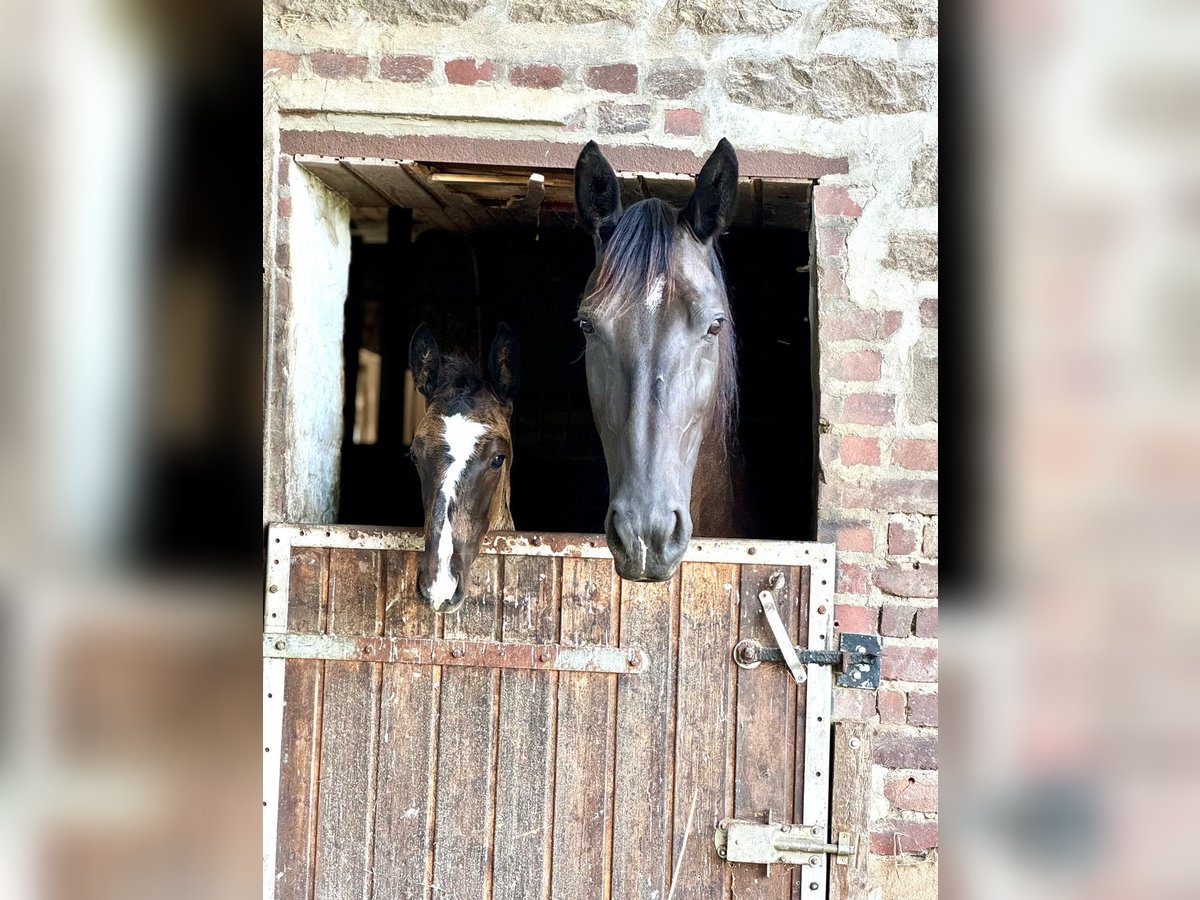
264 2 938 893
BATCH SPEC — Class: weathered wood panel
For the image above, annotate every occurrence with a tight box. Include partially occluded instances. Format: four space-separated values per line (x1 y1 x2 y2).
314 550 383 900
432 557 500 900
610 576 678 900
371 550 439 900
828 722 872 900
670 561 737 900
267 529 836 900
734 564 801 900
492 556 558 900
550 557 617 900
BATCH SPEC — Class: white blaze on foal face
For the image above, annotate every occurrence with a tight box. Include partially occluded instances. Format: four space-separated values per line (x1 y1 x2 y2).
427 413 488 607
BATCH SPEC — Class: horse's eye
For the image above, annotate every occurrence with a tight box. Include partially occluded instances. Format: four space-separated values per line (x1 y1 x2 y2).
707 317 725 336
408 448 418 464
490 453 507 469
579 318 595 335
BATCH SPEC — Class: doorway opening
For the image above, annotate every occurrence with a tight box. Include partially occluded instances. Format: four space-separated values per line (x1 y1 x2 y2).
301 156 814 540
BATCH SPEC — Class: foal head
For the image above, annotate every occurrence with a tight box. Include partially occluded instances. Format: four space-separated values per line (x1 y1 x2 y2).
408 323 520 613
574 139 739 582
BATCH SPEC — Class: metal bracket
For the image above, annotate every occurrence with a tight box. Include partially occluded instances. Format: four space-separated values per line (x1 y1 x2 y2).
732 632 881 690
757 572 806 684
715 812 854 876
263 632 649 674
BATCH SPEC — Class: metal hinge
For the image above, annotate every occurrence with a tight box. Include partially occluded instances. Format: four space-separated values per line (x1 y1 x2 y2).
715 812 855 875
732 573 880 689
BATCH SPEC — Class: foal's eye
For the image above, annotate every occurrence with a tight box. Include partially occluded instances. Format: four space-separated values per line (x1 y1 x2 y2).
490 453 507 469
707 317 726 336
579 318 595 335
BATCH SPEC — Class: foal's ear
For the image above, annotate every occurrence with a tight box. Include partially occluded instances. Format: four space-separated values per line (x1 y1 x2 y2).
409 323 441 400
574 141 623 243
681 138 739 243
488 322 521 402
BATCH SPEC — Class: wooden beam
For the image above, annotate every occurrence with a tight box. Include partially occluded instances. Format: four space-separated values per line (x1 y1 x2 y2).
829 721 872 900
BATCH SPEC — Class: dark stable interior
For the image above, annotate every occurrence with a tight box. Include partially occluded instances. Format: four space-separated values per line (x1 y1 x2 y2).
338 211 813 540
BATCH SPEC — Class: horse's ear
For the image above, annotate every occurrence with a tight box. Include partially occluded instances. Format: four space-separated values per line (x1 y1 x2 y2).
574 141 623 243
409 323 441 400
681 138 739 243
488 322 521 403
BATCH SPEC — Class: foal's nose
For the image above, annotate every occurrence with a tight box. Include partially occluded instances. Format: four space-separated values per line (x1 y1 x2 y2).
607 501 691 582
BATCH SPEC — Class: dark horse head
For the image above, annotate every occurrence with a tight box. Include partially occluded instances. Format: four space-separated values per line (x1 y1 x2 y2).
408 323 520 613
573 139 739 582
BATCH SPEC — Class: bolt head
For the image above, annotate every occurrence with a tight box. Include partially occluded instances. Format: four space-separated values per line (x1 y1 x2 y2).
811 825 821 835
451 647 464 658
274 640 286 651
717 847 726 858
848 737 862 750
540 648 552 662
268 585 278 593
810 856 821 867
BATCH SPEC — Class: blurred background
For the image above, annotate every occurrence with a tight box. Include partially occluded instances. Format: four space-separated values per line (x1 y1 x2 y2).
0 0 1196 898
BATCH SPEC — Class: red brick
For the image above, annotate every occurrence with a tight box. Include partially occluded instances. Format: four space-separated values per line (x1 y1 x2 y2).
380 55 433 83
894 438 938 471
585 63 638 93
834 604 878 634
819 225 847 257
664 107 702 136
871 820 939 856
277 197 292 219
906 692 938 726
888 521 917 555
836 562 868 595
275 240 289 269
445 58 494 84
880 604 917 637
834 688 877 721
914 608 938 638
829 349 881 382
838 435 880 467
509 63 564 89
595 101 651 134
835 478 938 515
817 257 848 298
882 310 903 336
277 156 290 186
263 50 299 77
885 774 938 813
882 646 938 683
830 393 895 426
836 524 874 553
822 308 881 341
874 562 938 599
873 729 938 769
814 184 862 218
922 519 938 557
920 297 938 327
646 66 705 99
877 690 907 724
309 52 368 79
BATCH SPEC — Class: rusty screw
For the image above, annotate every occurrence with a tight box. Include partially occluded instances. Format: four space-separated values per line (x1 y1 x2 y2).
627 650 642 667
451 647 464 659
817 605 827 615
531 535 542 546
737 643 757 664
540 648 553 662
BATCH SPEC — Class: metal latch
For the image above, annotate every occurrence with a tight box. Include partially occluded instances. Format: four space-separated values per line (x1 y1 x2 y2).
733 573 881 689
715 812 854 875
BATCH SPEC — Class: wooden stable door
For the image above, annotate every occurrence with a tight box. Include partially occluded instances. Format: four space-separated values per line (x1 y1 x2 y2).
264 525 836 900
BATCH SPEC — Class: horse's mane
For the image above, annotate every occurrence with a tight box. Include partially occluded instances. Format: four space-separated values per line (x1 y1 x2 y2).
580 198 739 453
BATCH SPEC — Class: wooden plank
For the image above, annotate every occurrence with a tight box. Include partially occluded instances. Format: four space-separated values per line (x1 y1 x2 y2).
274 548 329 900
342 159 461 232
668 561 737 900
610 575 678 900
372 550 439 900
550 558 617 900
828 722 872 900
791 566 813 900
492 556 559 900
287 546 328 633
313 549 383 900
733 564 801 900
294 155 391 207
431 556 500 899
